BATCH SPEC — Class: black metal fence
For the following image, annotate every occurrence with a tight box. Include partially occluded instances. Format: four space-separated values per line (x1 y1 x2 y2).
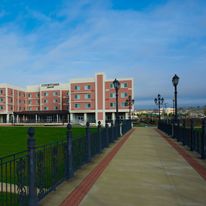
0 120 132 206
158 118 206 159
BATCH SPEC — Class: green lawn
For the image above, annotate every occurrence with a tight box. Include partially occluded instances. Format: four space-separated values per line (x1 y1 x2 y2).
0 126 96 157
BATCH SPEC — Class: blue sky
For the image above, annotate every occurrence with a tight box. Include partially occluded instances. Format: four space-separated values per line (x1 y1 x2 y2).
0 0 206 109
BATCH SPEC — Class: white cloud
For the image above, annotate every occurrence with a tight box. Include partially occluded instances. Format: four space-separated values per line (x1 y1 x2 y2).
0 0 205 108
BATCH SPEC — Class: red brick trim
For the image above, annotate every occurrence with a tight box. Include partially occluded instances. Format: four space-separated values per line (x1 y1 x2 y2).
61 129 135 206
156 129 206 181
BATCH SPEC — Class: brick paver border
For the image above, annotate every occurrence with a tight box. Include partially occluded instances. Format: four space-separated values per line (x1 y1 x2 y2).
156 129 206 182
60 129 135 206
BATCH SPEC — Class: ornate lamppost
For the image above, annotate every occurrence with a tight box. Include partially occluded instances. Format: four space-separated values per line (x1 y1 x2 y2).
125 95 135 120
113 78 120 125
172 74 179 123
154 94 164 121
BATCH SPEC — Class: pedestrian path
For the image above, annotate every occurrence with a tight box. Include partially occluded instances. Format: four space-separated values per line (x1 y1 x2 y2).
80 128 206 206
41 128 206 206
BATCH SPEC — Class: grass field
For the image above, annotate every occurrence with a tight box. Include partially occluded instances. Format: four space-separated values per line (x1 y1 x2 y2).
0 126 96 157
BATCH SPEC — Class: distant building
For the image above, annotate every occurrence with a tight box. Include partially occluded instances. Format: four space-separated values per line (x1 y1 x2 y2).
0 73 134 125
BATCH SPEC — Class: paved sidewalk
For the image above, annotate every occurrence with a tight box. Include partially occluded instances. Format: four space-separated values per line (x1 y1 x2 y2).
80 128 206 206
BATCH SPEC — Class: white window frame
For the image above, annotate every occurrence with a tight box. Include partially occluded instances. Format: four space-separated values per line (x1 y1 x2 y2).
110 83 114 88
53 91 58 96
121 93 128 98
121 83 128 88
85 103 91 108
110 93 115 98
44 92 48 96
75 103 80 108
75 85 80 90
85 94 91 99
75 94 80 100
110 102 116 108
84 85 91 90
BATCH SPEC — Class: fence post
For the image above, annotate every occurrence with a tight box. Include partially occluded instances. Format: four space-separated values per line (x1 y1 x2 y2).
177 119 180 142
172 119 174 138
182 119 186 145
66 123 73 179
111 122 114 143
190 119 194 151
106 123 109 147
120 121 123 136
28 128 38 206
86 122 91 162
98 121 102 152
201 118 206 159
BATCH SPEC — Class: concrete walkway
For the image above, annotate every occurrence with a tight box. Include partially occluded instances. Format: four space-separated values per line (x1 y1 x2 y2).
80 128 206 206
41 128 206 206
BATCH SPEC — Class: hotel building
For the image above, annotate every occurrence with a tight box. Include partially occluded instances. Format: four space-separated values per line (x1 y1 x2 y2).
0 73 134 125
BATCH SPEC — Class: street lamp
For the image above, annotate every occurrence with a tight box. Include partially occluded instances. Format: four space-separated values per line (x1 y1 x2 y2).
125 95 135 120
172 74 179 123
154 94 164 120
113 78 120 125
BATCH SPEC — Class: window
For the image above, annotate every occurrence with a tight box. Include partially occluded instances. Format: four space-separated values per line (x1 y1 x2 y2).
36 100 39 104
28 93 32 98
29 107 32 111
75 104 80 108
121 93 128 98
110 102 116 108
0 90 3 95
84 85 91 90
121 102 127 107
43 99 48 103
75 85 80 90
54 106 59 110
67 99 70 103
0 106 3 110
53 99 58 103
75 94 80 100
44 106 48 110
10 98 13 103
85 103 91 108
44 92 48 96
0 98 3 102
110 83 114 88
121 82 128 88
67 92 69 96
110 93 115 98
53 91 58 96
10 106 13 110
28 100 32 105
85 94 91 99
36 93 40 98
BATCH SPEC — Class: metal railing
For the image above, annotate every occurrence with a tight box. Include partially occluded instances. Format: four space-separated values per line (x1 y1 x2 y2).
0 120 132 206
158 118 206 159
